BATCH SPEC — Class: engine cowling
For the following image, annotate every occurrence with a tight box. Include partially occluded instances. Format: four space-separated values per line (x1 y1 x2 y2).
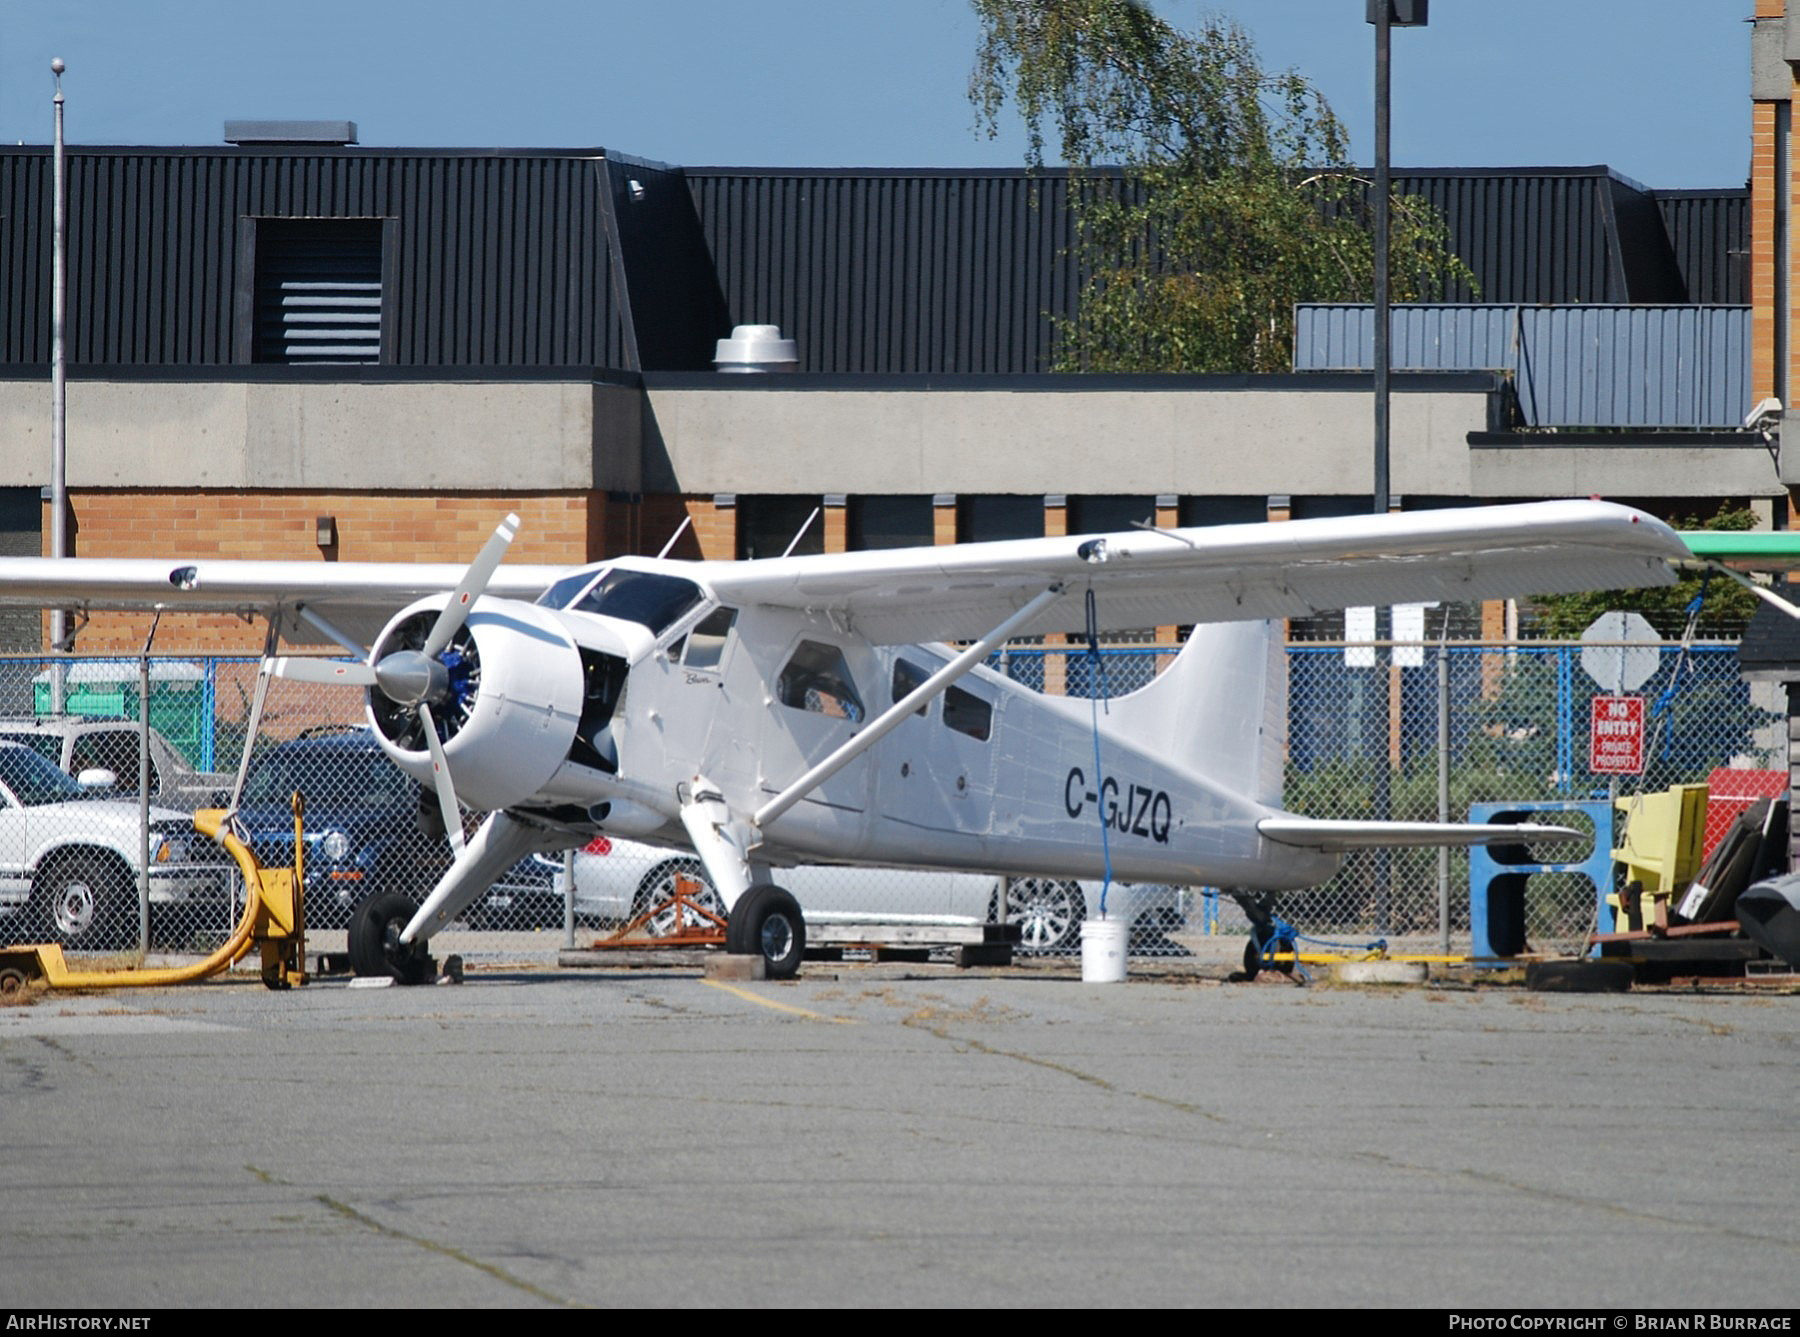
366 596 585 812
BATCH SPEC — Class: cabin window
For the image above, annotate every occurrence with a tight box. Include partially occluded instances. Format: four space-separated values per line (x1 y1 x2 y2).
943 685 991 741
891 658 931 717
778 641 864 723
682 607 737 671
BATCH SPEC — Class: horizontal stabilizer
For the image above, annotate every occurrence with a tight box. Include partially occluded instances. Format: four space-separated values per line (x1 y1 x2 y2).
1258 818 1580 853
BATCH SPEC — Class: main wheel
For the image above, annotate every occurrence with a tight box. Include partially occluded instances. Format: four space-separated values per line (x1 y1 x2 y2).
33 853 132 951
634 860 724 937
347 891 433 985
725 884 805 979
1004 878 1085 953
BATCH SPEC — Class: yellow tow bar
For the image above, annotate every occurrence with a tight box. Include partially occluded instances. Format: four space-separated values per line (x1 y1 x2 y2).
0 793 309 995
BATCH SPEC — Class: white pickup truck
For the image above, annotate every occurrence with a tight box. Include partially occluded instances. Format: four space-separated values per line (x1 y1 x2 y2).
0 736 236 950
0 715 232 812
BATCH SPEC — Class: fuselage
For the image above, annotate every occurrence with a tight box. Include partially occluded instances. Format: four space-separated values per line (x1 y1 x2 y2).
366 556 1342 893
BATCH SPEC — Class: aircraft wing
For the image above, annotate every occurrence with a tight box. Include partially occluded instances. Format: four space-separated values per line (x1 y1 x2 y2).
702 500 1687 644
0 557 570 645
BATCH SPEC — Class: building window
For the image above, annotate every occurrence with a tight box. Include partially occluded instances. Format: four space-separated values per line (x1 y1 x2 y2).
1178 497 1269 528
252 218 385 364
1068 496 1155 536
737 495 825 560
958 495 1042 543
850 496 934 550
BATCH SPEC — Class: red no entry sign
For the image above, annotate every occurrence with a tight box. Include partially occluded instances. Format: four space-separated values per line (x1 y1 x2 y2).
1590 694 1645 775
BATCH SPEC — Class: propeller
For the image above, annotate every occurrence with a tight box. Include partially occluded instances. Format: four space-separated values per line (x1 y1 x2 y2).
270 513 521 852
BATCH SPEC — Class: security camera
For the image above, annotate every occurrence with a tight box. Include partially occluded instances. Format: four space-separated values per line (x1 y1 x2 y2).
1743 396 1783 433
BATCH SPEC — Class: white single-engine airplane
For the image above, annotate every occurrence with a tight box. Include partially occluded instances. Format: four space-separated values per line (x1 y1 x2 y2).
0 499 1688 980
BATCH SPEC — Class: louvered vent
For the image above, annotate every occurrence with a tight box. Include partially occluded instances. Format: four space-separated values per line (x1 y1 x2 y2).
254 219 383 364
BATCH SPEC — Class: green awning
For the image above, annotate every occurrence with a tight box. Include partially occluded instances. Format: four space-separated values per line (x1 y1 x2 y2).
1680 531 1800 571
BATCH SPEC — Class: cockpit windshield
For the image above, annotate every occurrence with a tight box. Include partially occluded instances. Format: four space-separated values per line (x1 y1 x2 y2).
569 569 706 634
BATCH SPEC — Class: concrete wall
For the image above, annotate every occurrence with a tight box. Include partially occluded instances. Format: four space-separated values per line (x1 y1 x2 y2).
0 375 1778 516
0 380 641 493
641 382 1782 500
642 383 1496 496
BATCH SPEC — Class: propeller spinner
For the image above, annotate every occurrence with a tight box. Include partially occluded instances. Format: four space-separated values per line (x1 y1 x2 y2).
269 513 521 853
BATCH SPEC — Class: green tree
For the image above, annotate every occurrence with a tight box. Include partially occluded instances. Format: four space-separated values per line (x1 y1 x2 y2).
969 0 1472 372
1528 506 1761 639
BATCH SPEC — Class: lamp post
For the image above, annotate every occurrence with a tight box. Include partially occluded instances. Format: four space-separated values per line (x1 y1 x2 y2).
1366 2 1426 933
50 57 68 708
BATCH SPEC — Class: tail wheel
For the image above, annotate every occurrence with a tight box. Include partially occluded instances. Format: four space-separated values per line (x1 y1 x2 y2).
347 890 433 985
725 884 805 979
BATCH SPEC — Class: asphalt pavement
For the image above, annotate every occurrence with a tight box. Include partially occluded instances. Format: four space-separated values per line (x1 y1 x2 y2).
1 955 1793 1309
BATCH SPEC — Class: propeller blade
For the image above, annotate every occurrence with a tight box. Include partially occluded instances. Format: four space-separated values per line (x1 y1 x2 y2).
416 700 465 855
422 513 520 659
269 656 378 686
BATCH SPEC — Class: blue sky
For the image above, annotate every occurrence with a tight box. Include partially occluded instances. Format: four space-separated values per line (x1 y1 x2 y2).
0 1 1751 188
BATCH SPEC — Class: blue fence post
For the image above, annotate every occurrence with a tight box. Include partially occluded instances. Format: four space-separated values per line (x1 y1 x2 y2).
1556 647 1574 793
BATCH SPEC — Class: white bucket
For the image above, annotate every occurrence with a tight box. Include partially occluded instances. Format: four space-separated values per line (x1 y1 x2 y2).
1080 917 1129 983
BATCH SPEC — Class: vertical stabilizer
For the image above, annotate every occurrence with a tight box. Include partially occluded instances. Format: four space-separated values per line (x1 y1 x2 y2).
1103 621 1286 806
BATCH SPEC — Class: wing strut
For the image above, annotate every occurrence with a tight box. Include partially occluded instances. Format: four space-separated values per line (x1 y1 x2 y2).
752 583 1065 830
1682 559 1800 622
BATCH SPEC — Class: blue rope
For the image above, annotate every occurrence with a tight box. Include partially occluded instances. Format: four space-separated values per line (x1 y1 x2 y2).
1085 588 1113 917
1649 571 1710 759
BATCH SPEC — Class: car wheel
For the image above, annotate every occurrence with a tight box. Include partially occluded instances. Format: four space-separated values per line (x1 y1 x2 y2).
634 859 722 937
34 852 133 951
725 884 806 978
346 890 432 985
1005 878 1085 953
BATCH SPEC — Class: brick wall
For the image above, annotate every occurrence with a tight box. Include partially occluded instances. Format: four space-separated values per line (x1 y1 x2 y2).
49 489 597 653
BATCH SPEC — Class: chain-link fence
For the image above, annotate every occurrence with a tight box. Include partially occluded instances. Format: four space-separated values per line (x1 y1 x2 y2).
0 634 1776 964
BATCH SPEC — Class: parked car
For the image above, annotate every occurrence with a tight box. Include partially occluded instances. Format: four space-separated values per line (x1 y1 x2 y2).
0 743 236 950
236 729 450 929
0 715 232 811
529 835 1186 953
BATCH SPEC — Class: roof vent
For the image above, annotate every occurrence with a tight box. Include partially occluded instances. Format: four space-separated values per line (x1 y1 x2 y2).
224 120 358 146
713 324 798 374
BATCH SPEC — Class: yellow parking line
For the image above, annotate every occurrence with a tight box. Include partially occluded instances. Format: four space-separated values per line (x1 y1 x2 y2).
702 978 857 1024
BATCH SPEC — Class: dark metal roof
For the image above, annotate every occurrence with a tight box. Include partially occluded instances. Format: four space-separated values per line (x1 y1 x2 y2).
0 147 633 368
0 149 1746 376
687 168 1078 374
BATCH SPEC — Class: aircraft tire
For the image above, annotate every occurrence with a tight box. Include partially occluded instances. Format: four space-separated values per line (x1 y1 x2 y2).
1524 959 1634 993
347 891 433 985
726 884 806 979
1242 930 1296 980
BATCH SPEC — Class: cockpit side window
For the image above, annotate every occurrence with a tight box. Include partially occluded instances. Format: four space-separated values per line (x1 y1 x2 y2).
682 607 737 671
778 641 864 723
